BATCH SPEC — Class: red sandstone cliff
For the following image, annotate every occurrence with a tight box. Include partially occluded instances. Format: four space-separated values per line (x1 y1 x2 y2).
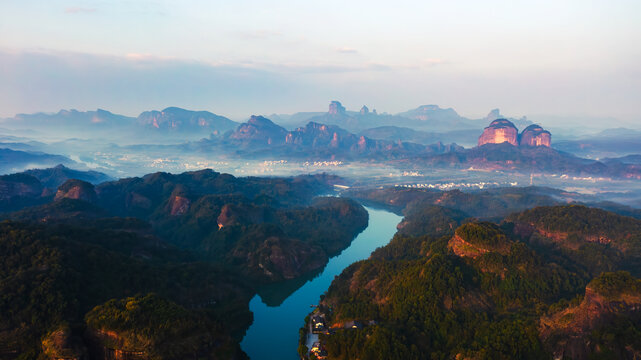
477 119 519 146
520 124 552 147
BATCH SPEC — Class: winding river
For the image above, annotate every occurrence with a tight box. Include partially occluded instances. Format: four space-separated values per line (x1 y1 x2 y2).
240 206 402 360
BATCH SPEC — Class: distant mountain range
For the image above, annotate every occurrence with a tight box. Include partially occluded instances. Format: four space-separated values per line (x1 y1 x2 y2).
194 115 460 160
555 128 641 158
0 148 74 174
3 102 641 180
2 107 239 141
1 102 531 142
269 101 531 134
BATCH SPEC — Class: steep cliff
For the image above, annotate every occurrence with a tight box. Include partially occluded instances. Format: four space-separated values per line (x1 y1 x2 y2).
520 124 551 147
540 272 641 360
55 179 97 203
477 119 519 146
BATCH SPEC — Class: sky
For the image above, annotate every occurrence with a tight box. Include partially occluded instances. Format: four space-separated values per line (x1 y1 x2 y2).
1 0 640 125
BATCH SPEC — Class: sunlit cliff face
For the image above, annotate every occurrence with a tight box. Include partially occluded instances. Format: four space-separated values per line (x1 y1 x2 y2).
519 125 552 147
478 119 551 148
478 119 519 146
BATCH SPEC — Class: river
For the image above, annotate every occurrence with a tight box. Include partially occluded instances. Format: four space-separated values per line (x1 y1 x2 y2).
240 206 402 360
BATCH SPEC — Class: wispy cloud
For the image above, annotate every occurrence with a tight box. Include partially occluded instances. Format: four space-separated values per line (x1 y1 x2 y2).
65 7 97 14
336 47 358 54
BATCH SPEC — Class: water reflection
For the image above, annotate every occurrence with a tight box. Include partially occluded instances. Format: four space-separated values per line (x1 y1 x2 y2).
240 206 402 360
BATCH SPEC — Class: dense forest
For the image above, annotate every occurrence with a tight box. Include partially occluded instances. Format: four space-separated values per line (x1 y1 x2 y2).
304 204 641 360
0 169 368 359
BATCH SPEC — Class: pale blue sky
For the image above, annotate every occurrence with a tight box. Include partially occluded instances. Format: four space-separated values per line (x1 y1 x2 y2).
1 0 640 124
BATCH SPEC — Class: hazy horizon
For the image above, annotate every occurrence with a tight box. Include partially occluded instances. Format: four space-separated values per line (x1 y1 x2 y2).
1 0 640 125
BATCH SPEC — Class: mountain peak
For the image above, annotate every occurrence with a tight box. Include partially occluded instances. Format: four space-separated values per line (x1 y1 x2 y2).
247 115 275 126
485 108 501 121
328 101 346 115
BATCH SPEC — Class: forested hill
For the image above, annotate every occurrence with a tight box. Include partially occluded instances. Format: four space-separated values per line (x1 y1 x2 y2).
0 169 369 359
305 204 641 360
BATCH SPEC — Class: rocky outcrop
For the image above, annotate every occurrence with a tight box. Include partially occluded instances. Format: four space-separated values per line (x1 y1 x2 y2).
55 179 97 203
478 119 519 146
41 326 87 360
85 329 147 360
540 272 641 360
216 203 273 228
328 101 346 115
478 119 552 148
478 119 552 147
520 124 551 147
168 195 190 216
227 115 288 146
449 222 512 259
137 107 237 134
485 108 501 122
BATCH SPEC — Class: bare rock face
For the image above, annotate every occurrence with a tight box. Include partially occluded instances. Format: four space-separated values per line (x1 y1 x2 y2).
448 222 512 260
519 124 551 147
328 101 346 115
168 195 190 216
540 272 641 360
41 326 87 360
216 203 272 228
54 179 97 203
478 119 519 146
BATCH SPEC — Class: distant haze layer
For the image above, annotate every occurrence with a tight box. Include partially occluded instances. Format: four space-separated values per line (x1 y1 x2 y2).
0 0 639 126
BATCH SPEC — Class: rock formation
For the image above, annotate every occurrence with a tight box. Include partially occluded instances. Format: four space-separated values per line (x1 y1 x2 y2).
54 179 97 203
540 272 641 360
41 326 87 360
227 115 288 146
485 108 501 122
519 124 551 147
478 119 519 146
328 101 346 115
478 119 551 148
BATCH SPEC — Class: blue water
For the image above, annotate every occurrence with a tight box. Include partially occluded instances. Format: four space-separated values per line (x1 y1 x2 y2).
240 207 402 360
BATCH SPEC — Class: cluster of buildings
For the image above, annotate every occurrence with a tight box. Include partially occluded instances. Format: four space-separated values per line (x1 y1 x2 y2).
306 312 375 359
395 181 518 190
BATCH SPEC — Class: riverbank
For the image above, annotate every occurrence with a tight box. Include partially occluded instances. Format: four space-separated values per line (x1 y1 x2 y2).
240 207 402 360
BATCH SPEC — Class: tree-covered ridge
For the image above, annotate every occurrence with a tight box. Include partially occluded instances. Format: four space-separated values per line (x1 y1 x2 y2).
345 186 567 219
94 170 339 217
307 204 641 360
85 294 244 360
505 205 641 277
396 205 468 237
587 271 641 300
0 169 370 359
0 220 252 359
507 204 641 242
1 169 368 281
454 222 510 250
540 271 641 358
